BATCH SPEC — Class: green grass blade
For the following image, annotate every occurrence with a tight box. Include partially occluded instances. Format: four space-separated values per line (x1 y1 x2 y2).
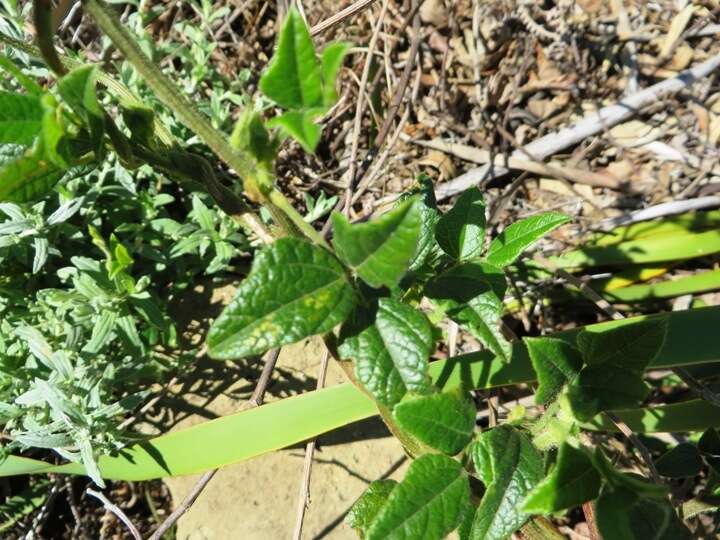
551 229 720 268
3 306 719 481
605 269 720 303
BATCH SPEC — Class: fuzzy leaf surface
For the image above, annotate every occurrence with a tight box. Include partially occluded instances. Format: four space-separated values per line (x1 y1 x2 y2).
486 212 570 268
470 426 543 540
568 318 668 421
338 298 432 407
366 454 469 540
525 337 582 405
407 177 441 271
347 480 397 538
435 187 486 260
332 197 421 288
393 391 476 455
0 92 44 145
207 237 355 359
523 443 601 514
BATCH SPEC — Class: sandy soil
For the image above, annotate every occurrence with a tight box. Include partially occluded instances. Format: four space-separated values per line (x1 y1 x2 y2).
162 337 408 539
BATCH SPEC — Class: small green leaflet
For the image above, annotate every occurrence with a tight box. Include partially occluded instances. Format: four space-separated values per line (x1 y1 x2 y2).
595 486 692 540
207 237 356 359
0 91 44 145
365 454 470 540
338 298 433 407
347 480 397 539
425 262 511 362
332 197 421 288
259 9 349 151
486 212 570 268
568 318 668 421
435 187 486 260
524 337 582 405
523 443 601 514
470 426 543 540
393 390 476 455
406 177 441 271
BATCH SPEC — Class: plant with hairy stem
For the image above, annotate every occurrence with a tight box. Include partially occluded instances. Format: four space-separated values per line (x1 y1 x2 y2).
1 3 720 540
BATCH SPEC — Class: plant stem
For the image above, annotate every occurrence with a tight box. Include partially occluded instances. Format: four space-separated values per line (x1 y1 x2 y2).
81 0 255 181
268 189 329 248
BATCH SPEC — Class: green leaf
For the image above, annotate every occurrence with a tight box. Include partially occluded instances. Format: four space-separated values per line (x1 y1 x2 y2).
470 426 543 540
486 212 570 268
655 443 702 478
230 109 276 164
347 480 397 539
596 486 692 540
267 109 322 153
452 290 512 363
425 262 507 304
40 94 69 169
339 298 433 407
259 9 322 111
321 42 350 107
523 443 601 514
425 262 511 361
406 177 441 271
207 237 356 359
0 150 64 202
435 187 486 260
524 337 582 405
393 390 476 455
577 317 668 369
332 197 421 288
699 427 720 474
568 318 668 421
57 65 105 155
0 91 44 145
365 454 470 540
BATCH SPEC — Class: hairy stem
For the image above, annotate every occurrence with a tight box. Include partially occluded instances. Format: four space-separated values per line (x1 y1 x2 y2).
81 0 255 181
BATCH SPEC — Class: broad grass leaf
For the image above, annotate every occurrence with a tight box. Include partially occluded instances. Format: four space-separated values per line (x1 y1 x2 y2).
470 426 543 540
486 212 570 268
366 454 470 540
338 298 433 407
332 197 421 288
0 91 43 145
524 337 582 405
523 443 601 514
207 237 356 359
435 187 486 260
393 390 476 455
